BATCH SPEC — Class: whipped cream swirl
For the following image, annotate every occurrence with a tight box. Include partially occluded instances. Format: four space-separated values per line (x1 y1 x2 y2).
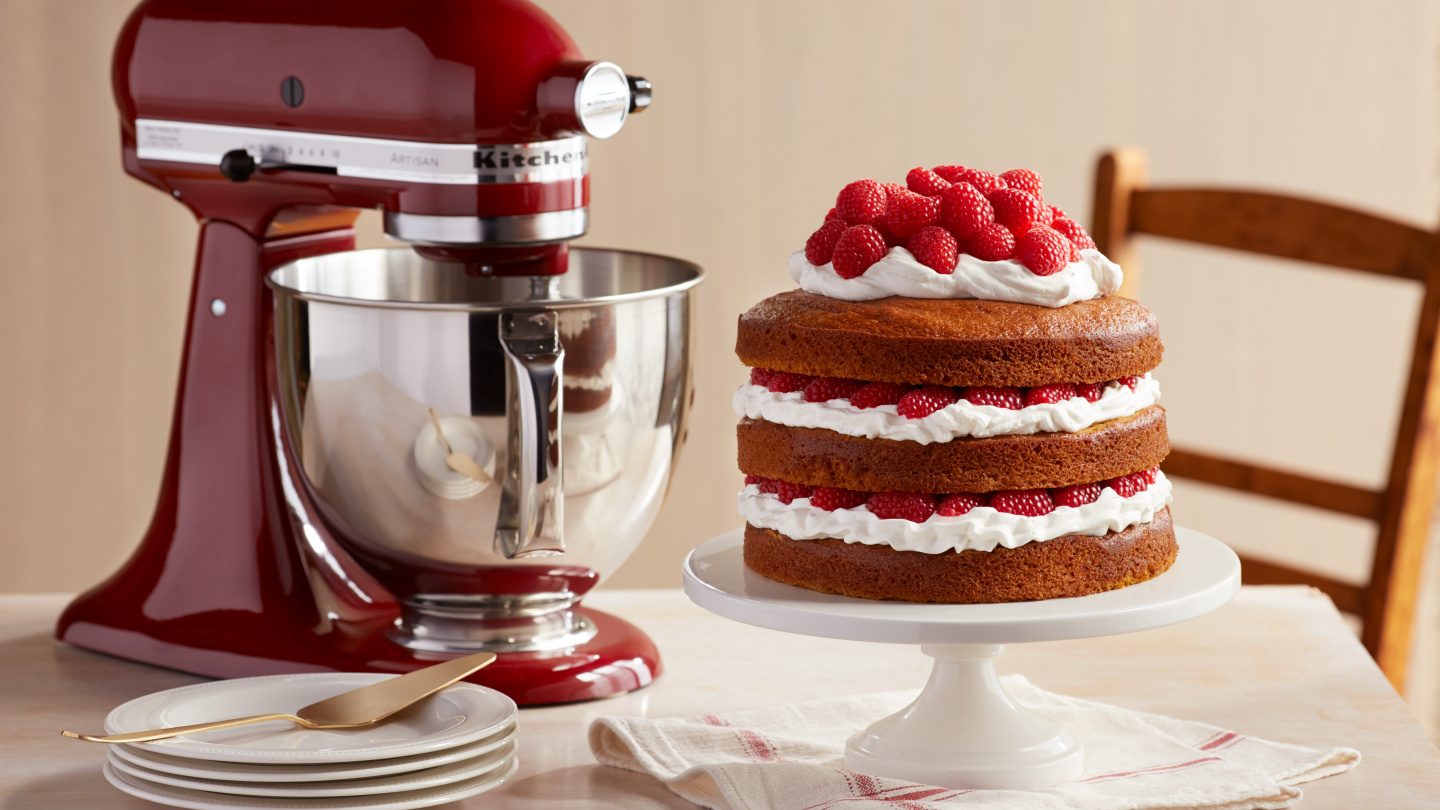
739 473 1172 554
734 375 1159 444
789 247 1122 306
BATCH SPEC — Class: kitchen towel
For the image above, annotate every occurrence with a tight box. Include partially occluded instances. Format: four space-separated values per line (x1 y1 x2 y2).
589 675 1357 809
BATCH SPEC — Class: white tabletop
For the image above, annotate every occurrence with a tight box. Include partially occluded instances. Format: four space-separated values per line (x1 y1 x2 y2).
1 587 1437 808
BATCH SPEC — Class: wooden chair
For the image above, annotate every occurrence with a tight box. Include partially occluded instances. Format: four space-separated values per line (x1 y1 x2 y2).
1091 147 1440 691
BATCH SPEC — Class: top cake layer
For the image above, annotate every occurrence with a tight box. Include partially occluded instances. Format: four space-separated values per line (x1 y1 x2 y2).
736 291 1161 388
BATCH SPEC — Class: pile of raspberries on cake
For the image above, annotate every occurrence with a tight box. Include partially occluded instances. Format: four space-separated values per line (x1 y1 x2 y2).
804 166 1097 278
749 369 1141 419
744 468 1161 519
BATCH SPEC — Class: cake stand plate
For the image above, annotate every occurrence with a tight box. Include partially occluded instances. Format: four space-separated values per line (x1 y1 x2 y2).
682 526 1240 790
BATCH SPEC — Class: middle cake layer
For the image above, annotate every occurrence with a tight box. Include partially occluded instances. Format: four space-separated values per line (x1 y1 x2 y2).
738 404 1168 492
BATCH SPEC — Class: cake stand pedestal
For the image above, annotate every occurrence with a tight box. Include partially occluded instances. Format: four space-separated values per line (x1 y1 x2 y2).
681 526 1240 790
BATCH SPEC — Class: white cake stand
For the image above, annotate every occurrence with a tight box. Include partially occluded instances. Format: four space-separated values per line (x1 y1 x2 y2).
681 526 1240 790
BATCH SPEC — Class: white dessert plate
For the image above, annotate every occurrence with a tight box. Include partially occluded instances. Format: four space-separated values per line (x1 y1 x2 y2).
105 673 516 764
111 720 515 782
103 758 518 810
683 525 1240 645
107 740 515 798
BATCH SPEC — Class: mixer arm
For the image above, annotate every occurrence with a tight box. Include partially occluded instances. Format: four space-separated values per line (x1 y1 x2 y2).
496 311 566 558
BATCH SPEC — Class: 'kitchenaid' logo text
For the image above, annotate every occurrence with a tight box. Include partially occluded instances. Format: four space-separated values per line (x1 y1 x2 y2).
474 145 586 172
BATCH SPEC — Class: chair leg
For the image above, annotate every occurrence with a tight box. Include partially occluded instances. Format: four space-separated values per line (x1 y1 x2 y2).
1365 269 1440 692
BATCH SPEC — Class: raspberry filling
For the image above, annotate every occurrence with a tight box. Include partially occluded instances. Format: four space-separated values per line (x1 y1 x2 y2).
747 368 1143 419
744 468 1162 522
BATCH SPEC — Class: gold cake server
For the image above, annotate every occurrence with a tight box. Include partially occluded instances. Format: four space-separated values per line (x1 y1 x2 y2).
61 651 497 744
429 408 492 483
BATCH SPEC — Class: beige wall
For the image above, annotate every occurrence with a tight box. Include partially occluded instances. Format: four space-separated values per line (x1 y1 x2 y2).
2 0 1437 724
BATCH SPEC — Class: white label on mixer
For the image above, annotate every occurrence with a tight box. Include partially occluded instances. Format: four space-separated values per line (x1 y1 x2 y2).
135 119 587 185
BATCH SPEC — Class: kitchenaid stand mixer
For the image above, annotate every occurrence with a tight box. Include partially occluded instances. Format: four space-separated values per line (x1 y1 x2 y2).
57 0 700 706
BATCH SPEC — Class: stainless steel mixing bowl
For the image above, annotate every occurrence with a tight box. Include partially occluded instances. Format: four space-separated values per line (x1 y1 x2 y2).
267 247 701 653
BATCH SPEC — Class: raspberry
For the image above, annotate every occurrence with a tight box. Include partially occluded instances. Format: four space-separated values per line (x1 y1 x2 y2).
825 207 843 222
1069 243 1081 262
803 376 864 403
932 164 969 182
989 188 1046 236
966 222 1017 261
906 166 951 197
906 226 959 274
1119 375 1140 389
766 371 812 393
1051 218 1097 251
749 367 773 387
810 487 868 511
831 225 889 279
999 168 1043 199
866 491 937 522
957 168 1004 195
1036 204 1054 228
938 182 995 239
1053 482 1102 508
804 219 849 266
835 180 888 225
849 381 909 409
774 481 813 504
1024 383 1078 406
758 478 781 494
962 386 1023 410
744 473 767 487
1077 382 1105 402
1016 226 1072 275
936 493 985 517
1048 205 1068 222
991 489 1055 517
881 181 907 198
897 385 958 419
1133 468 1159 487
1106 475 1141 498
883 190 941 239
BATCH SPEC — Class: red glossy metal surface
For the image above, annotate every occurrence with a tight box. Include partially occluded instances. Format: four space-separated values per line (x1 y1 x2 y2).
58 0 662 706
113 0 591 229
114 0 581 141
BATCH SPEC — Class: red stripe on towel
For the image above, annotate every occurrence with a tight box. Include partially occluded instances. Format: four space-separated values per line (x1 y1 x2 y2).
1200 732 1240 750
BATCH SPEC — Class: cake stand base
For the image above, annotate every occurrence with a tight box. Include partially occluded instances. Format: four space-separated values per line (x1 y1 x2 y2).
682 526 1240 790
846 643 1082 789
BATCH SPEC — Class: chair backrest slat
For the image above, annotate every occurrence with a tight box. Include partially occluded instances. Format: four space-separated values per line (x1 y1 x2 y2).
1131 188 1433 280
1235 555 1366 615
1165 447 1382 520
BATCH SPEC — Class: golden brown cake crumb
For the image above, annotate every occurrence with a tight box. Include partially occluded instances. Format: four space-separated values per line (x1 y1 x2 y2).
736 291 1162 387
743 509 1177 603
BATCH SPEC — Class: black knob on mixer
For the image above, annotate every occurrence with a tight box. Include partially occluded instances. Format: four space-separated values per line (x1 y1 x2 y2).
627 75 652 113
219 149 257 182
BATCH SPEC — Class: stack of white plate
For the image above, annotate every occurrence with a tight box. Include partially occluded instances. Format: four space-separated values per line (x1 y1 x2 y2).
100 673 518 810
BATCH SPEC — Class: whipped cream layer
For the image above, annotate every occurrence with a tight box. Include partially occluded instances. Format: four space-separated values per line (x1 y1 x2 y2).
735 375 1158 444
789 247 1122 306
738 474 1172 554
564 360 615 391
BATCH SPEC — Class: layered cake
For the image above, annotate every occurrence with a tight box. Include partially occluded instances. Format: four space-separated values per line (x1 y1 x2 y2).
559 307 623 494
735 165 1175 603
559 308 617 413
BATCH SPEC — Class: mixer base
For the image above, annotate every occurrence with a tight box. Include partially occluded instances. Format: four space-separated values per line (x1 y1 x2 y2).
58 603 659 707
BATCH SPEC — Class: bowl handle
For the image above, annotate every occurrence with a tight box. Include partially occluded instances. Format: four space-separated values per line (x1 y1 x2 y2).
496 310 565 558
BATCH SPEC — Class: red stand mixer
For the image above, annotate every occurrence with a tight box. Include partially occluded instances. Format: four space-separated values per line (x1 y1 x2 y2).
57 0 701 706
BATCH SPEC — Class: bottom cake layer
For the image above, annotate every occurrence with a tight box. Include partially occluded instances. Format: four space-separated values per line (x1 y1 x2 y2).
743 508 1176 603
